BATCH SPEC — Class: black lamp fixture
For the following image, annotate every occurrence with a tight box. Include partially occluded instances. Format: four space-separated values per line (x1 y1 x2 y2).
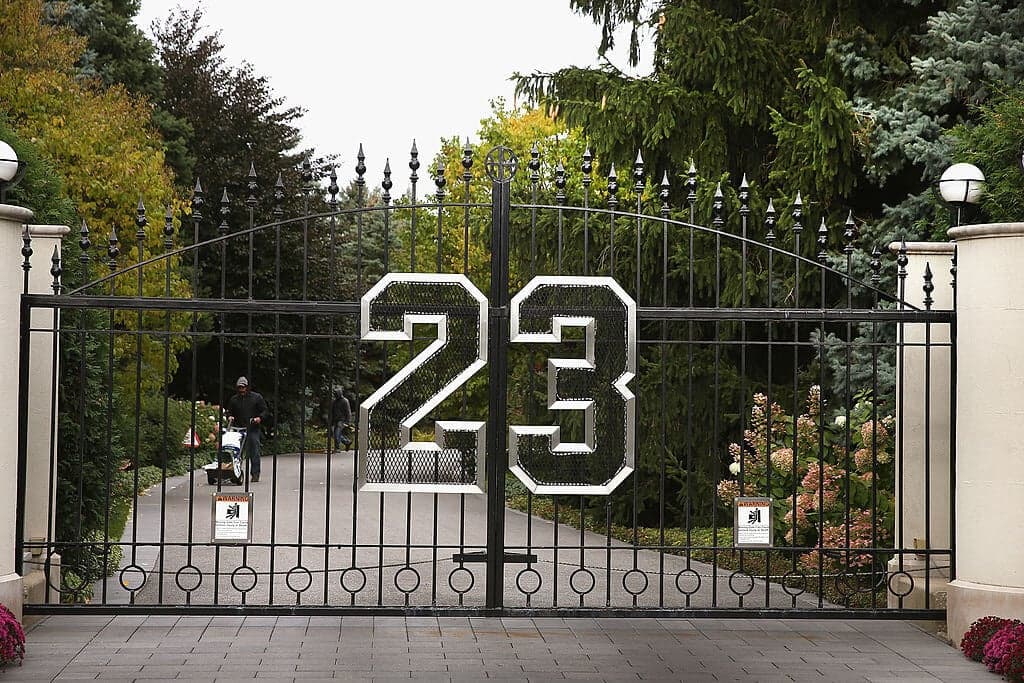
0 139 28 204
937 162 985 227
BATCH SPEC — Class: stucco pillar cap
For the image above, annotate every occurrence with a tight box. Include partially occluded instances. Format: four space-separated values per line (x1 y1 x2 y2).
0 204 34 224
887 241 955 255
948 223 1024 241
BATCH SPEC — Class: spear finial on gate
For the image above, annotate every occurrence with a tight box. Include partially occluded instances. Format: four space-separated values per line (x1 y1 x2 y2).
582 147 593 185
816 217 828 262
607 163 619 209
107 225 120 272
792 191 803 235
409 140 420 183
633 150 644 194
79 219 91 264
555 161 567 205
686 162 697 211
191 178 204 221
50 245 61 294
869 246 882 287
382 158 393 205
273 173 285 218
764 199 777 243
356 144 367 187
660 171 671 216
711 183 724 229
528 142 540 183
462 139 474 183
923 262 934 310
218 188 230 236
843 211 857 254
739 175 750 217
21 223 32 276
328 167 339 207
246 163 258 208
135 196 148 243
163 204 174 251
434 161 446 200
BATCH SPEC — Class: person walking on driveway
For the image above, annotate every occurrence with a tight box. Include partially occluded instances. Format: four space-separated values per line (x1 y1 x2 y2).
330 387 353 451
226 376 270 482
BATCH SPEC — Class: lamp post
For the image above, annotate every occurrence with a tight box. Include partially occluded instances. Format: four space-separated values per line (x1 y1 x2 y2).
0 140 28 205
937 162 985 227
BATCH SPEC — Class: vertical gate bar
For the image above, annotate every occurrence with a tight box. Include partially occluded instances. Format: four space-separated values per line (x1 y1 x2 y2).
869 248 882 608
582 148 591 275
737 178 752 606
764 201 780 603
15 298 31 578
45 278 61 605
789 197 804 604
297 164 313 605
324 167 339 605
711 185 722 607
159 205 175 604
376 162 393 607
817 223 828 608
923 265 934 608
631 155 644 608
187 183 203 606
270 173 285 606
949 246 957 581
215 189 228 606
131 201 146 605
432 163 446 605
485 172 511 610
244 166 258 604
527 146 547 605
404 146 421 607
658 172 669 607
895 242 908 607
102 231 119 604
683 166 695 607
842 220 855 604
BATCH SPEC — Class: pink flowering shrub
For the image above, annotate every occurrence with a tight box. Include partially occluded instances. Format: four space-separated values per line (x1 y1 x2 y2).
0 603 25 667
962 616 1019 662
717 387 895 574
982 621 1024 679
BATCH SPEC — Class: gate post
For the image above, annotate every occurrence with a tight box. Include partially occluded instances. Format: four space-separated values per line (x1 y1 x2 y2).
946 223 1024 643
485 158 512 609
887 242 954 610
0 204 34 618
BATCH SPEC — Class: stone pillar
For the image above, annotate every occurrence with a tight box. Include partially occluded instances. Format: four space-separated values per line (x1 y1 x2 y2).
887 242 954 610
0 204 34 618
946 223 1024 644
23 224 68 612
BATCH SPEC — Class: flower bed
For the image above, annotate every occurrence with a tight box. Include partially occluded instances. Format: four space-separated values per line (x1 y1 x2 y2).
0 604 25 668
962 616 1024 681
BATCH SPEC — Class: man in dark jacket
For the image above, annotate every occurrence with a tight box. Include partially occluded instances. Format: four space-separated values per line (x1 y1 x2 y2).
225 376 269 482
330 387 353 451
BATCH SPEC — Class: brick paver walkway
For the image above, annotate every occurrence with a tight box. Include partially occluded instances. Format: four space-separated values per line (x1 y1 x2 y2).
3 615 988 682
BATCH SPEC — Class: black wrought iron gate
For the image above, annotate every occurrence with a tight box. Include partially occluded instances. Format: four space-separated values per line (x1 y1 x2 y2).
17 145 954 618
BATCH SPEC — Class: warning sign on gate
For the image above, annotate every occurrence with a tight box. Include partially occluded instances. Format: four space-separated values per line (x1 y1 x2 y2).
734 497 772 548
211 491 253 544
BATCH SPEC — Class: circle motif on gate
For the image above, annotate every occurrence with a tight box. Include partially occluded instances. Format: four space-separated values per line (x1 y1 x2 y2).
119 563 147 593
230 565 258 593
394 565 421 594
447 567 475 595
340 566 366 594
286 566 313 594
728 570 755 597
781 570 807 597
569 568 596 596
515 567 542 596
622 569 648 596
674 568 701 596
484 146 518 183
175 564 203 593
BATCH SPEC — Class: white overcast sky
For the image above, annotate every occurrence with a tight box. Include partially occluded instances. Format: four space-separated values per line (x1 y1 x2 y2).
134 1 650 184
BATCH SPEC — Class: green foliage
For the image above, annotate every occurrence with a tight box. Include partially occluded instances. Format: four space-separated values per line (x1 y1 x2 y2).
952 83 1024 223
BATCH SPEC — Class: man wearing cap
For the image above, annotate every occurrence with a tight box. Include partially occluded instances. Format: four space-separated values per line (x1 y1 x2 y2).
225 376 270 482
